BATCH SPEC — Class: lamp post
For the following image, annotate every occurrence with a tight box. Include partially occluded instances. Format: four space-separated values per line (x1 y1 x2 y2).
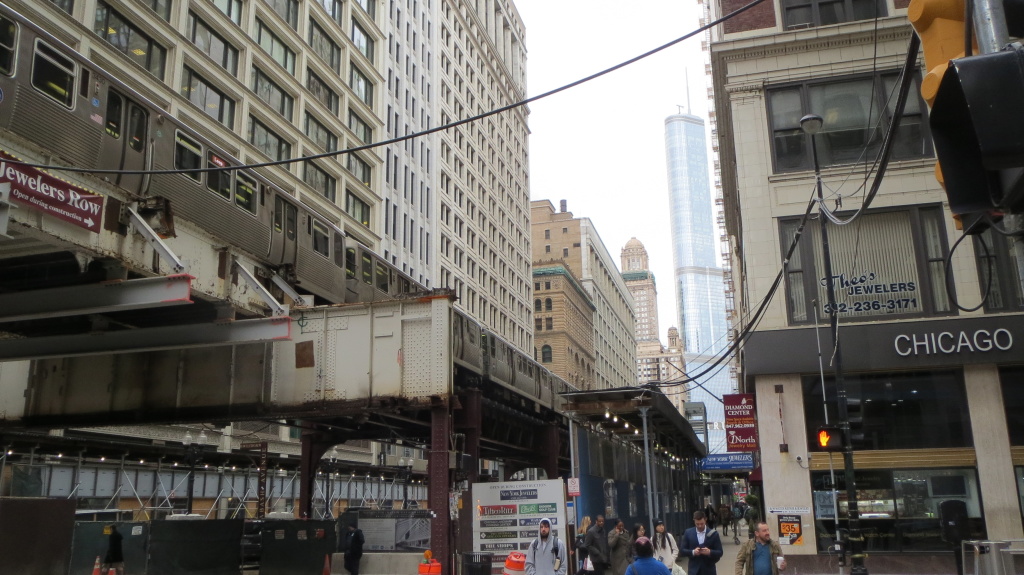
182 430 207 515
800 114 867 575
322 447 340 519
398 458 414 509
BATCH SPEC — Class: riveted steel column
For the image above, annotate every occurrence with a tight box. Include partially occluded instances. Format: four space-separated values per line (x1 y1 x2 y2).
429 401 452 575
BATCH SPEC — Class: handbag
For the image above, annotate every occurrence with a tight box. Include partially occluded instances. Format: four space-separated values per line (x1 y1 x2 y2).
671 563 686 575
584 557 594 571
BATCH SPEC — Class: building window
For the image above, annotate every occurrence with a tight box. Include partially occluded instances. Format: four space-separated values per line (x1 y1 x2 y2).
248 116 291 161
534 299 541 312
255 19 295 74
346 154 372 186
188 13 238 75
304 160 336 201
804 370 972 451
346 191 371 227
351 20 374 61
535 318 542 331
544 229 550 239
779 205 950 324
783 0 885 29
545 245 551 253
767 71 930 173
307 69 339 114
181 66 235 126
315 0 344 24
146 0 172 20
545 298 552 311
49 0 74 14
545 317 553 330
354 0 375 19
974 229 1024 312
348 109 373 144
1001 366 1024 445
349 64 373 106
541 345 552 363
212 0 242 24
252 67 293 120
93 2 166 78
563 248 569 257
266 0 299 28
309 20 341 72
305 112 337 152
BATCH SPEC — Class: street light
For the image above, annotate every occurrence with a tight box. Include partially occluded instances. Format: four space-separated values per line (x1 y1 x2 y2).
800 114 867 575
321 447 340 519
182 430 207 515
398 458 414 509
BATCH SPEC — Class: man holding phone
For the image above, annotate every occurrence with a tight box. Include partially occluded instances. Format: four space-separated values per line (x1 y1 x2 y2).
680 510 723 575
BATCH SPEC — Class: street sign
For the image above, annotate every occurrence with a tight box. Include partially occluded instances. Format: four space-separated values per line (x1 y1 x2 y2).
1 151 104 233
700 453 754 471
567 477 580 497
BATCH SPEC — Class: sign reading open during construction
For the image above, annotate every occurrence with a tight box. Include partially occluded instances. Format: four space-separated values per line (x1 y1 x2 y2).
472 479 568 566
724 394 758 452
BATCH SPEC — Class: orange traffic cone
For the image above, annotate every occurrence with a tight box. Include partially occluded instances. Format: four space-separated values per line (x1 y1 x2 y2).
322 554 331 575
107 569 117 575
91 557 102 575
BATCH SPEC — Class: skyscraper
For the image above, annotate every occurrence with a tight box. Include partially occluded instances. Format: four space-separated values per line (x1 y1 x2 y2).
665 113 733 452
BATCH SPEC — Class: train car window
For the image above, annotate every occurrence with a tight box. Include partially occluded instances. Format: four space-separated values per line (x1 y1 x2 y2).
273 196 284 232
0 17 17 76
312 220 330 257
79 69 91 98
128 105 147 151
235 173 257 213
207 152 233 199
105 92 123 138
361 252 373 285
32 42 75 108
285 203 297 240
375 262 389 292
345 247 357 278
333 233 345 267
174 133 203 181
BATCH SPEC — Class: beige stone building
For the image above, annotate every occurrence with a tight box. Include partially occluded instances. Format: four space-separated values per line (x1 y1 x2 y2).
711 0 1024 564
532 262 596 389
531 200 638 389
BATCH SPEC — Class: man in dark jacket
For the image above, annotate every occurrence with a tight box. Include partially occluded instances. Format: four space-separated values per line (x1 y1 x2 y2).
102 524 124 575
582 515 610 575
680 511 723 575
343 523 365 575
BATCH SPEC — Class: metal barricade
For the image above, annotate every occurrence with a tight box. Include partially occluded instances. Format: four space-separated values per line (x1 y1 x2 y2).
962 540 1024 575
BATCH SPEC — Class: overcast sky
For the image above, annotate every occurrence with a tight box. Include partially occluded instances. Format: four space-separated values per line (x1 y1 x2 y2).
514 0 717 340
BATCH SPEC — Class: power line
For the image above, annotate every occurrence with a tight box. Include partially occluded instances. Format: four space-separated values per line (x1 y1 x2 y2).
5 0 770 178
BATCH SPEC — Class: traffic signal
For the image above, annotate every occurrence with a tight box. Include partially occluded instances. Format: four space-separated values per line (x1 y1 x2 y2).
908 0 971 108
846 397 864 445
929 44 1024 223
815 425 843 452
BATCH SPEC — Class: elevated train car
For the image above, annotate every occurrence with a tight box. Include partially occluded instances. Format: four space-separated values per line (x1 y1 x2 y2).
0 4 419 307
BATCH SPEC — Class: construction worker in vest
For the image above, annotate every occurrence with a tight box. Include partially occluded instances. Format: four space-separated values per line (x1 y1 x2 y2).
526 518 568 575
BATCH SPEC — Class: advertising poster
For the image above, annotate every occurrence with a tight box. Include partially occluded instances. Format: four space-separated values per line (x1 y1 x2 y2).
724 394 758 452
472 479 568 567
777 514 803 545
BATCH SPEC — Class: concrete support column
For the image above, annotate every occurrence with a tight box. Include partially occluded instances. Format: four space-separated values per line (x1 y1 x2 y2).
964 364 1024 539
429 401 452 575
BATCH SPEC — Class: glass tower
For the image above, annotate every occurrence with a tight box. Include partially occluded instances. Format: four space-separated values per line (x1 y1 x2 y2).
665 113 732 453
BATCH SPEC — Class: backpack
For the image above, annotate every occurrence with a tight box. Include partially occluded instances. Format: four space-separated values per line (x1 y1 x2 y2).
744 506 760 523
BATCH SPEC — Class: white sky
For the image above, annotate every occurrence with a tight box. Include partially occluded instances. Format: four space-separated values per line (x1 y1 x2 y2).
514 0 717 339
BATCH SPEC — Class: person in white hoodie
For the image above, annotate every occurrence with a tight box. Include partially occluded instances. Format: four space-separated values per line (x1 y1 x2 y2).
526 518 568 575
652 519 679 572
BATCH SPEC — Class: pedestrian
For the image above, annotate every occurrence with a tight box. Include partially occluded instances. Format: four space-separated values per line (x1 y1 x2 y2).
652 519 679 571
342 523 365 575
718 504 732 537
607 519 632 575
629 524 646 562
625 537 670 575
576 516 593 574
734 521 786 575
526 518 568 575
704 502 718 530
680 511 723 575
583 515 610 575
102 524 124 575
743 505 761 540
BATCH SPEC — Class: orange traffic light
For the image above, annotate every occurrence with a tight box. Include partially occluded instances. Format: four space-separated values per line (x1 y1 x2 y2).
816 425 843 452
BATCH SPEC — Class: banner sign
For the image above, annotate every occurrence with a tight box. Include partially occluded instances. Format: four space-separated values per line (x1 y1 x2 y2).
472 480 567 568
701 453 755 471
724 394 758 452
1 151 104 233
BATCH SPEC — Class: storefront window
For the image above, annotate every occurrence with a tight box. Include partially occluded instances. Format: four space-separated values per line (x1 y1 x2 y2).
804 370 972 451
812 468 983 553
1000 366 1024 445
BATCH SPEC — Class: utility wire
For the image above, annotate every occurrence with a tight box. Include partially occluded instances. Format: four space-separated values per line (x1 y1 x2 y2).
7 0 770 177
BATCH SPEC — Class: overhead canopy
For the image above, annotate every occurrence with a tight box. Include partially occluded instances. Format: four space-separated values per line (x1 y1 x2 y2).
561 387 707 460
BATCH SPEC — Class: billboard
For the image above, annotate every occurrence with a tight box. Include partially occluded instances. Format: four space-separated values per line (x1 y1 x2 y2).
471 480 567 566
724 394 758 452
